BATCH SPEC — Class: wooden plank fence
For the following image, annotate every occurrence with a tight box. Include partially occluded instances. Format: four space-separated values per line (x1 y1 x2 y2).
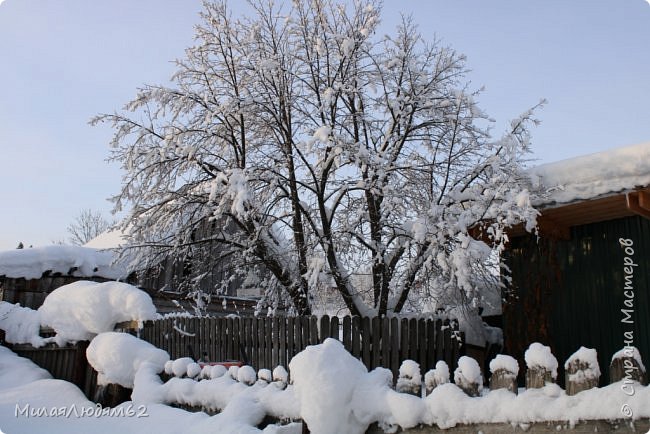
140 316 465 378
9 341 98 400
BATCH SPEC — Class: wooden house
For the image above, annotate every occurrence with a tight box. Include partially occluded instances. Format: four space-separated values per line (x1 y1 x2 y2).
501 143 650 385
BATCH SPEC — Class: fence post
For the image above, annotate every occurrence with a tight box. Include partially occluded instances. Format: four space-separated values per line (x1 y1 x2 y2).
488 355 519 394
453 356 483 397
565 347 600 396
610 347 647 386
424 360 450 396
524 343 558 389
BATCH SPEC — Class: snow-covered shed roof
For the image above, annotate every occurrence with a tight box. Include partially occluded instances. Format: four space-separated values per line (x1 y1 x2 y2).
502 142 650 239
529 142 650 207
84 228 128 249
0 245 127 280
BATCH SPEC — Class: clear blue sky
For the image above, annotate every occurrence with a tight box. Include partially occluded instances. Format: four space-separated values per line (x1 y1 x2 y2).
1 0 649 250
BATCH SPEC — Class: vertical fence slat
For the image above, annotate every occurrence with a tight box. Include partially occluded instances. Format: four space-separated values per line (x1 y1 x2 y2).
361 317 371 368
426 319 435 371
400 318 409 364
319 315 330 343
418 318 427 371
216 318 224 361
266 317 274 369
279 316 287 368
443 319 454 373
252 317 259 369
257 318 262 369
343 316 352 352
351 316 361 359
381 317 390 371
330 316 339 340
390 317 399 380
272 317 280 368
308 316 316 345
301 316 310 353
287 317 295 362
408 318 418 362
371 316 381 369
226 317 234 360
435 319 444 363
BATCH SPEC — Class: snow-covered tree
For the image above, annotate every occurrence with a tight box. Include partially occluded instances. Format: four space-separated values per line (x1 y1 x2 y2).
93 0 540 316
67 209 111 246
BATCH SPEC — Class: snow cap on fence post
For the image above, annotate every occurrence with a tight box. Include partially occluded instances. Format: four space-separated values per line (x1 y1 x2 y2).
237 365 257 386
257 368 272 385
565 346 600 395
424 360 449 396
272 365 288 389
186 362 201 379
228 365 239 380
524 342 558 388
171 357 195 378
453 356 483 397
199 365 212 380
489 354 519 394
396 360 422 396
209 364 227 379
610 346 647 386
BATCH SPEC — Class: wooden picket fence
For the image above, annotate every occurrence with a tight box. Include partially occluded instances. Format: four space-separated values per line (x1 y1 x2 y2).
139 315 464 377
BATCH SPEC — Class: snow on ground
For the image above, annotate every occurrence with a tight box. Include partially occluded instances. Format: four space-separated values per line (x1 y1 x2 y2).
0 345 301 434
0 245 127 280
528 141 650 206
38 281 158 344
0 337 649 433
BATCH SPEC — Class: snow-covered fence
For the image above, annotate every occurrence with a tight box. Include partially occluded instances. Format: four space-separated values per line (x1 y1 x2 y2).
8 341 98 399
0 275 111 310
139 315 464 380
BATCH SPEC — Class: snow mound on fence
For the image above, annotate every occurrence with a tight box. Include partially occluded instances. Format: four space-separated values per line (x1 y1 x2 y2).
39 280 158 344
0 301 45 347
87 332 169 388
0 245 126 280
289 338 425 433
289 338 368 434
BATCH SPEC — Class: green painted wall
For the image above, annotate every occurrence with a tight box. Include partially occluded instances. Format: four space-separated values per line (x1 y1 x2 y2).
504 215 649 386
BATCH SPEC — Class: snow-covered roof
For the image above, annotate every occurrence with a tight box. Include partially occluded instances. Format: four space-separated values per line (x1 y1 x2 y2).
84 228 128 249
0 245 127 280
529 142 650 206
